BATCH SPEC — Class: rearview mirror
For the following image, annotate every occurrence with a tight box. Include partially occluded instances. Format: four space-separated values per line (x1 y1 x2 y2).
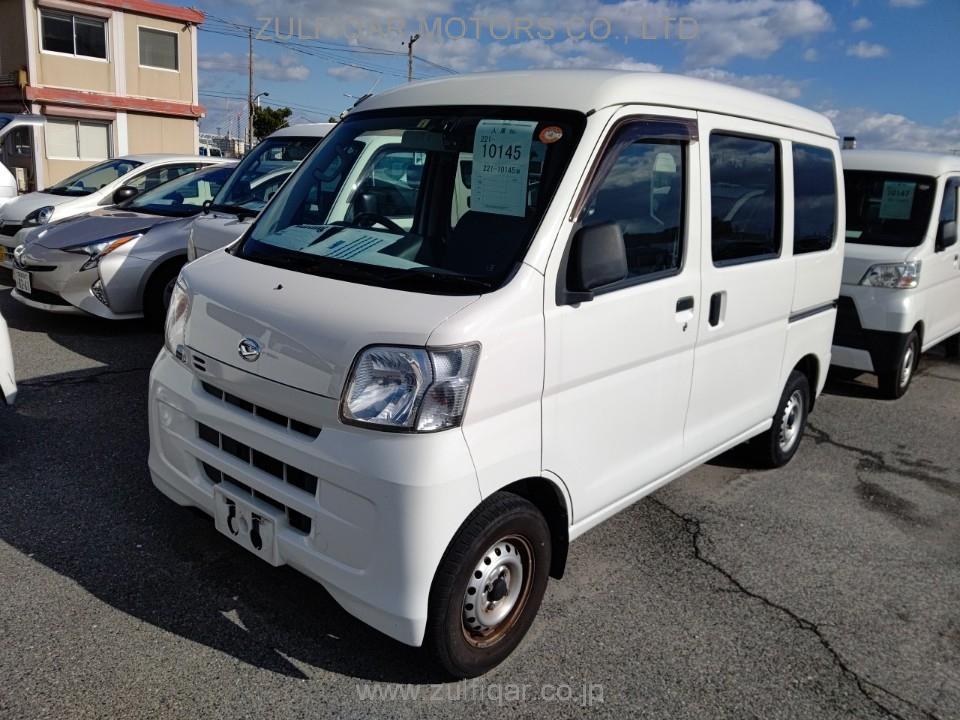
112 185 139 205
560 222 628 304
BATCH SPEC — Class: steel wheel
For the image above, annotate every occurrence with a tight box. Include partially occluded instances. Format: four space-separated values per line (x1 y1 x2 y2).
899 340 916 389
462 536 534 648
777 389 804 454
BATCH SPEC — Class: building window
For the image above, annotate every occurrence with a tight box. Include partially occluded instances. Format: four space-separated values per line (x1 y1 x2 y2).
45 119 111 160
139 27 178 70
40 10 107 59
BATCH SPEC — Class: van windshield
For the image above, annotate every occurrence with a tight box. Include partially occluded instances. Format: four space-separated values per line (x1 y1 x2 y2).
211 136 322 216
238 107 585 294
844 170 936 247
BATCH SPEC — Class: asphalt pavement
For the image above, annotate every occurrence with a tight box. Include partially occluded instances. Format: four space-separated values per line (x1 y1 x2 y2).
0 273 957 720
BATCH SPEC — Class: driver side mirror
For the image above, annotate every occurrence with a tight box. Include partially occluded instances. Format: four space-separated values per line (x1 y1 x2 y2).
201 199 212 214
936 186 960 251
112 185 139 205
560 222 628 305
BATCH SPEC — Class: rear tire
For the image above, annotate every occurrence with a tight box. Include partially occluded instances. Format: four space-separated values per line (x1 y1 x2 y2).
878 331 918 399
426 492 551 678
143 260 185 327
751 370 810 469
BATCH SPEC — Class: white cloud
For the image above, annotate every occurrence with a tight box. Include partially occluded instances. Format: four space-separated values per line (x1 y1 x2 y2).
199 52 311 81
802 47 818 61
687 67 805 99
850 16 872 31
846 41 888 59
822 107 960 151
889 0 924 7
326 65 378 82
682 0 832 65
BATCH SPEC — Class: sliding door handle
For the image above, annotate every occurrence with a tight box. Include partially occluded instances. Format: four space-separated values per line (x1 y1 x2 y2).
709 292 723 327
676 296 694 312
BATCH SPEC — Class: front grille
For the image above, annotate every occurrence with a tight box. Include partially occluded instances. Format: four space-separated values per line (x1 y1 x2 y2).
833 296 868 349
200 381 321 439
197 422 319 497
0 223 21 237
17 287 71 306
201 461 312 535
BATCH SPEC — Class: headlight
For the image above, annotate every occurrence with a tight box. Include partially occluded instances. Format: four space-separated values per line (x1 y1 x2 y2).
65 233 142 271
23 205 55 227
164 278 190 359
341 343 480 432
860 261 921 289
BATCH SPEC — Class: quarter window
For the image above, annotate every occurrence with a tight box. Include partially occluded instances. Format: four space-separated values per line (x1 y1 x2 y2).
793 144 837 254
710 134 781 265
139 27 178 70
41 11 106 59
580 139 685 283
940 178 958 223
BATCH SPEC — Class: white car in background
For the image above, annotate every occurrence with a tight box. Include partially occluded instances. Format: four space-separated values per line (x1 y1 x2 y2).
0 154 227 268
187 123 333 259
0 309 15 404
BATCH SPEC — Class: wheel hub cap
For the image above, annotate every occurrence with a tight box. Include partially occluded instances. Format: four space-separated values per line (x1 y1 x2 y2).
463 539 526 637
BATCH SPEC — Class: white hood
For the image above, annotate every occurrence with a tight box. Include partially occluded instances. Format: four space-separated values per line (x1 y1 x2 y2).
181 250 480 398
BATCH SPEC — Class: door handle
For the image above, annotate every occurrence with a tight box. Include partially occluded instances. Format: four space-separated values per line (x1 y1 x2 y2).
709 292 723 327
676 296 694 312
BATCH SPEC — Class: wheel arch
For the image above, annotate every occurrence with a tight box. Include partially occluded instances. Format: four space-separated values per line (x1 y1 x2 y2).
792 353 821 410
498 477 570 579
139 253 187 312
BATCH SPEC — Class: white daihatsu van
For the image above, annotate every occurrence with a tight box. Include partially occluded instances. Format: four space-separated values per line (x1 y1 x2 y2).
149 70 843 677
833 150 960 397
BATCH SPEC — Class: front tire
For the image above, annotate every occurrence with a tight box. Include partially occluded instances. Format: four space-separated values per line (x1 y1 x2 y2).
752 370 810 468
426 492 551 678
878 331 919 399
143 260 185 327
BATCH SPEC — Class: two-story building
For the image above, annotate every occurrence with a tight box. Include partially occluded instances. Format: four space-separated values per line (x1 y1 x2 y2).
0 0 204 188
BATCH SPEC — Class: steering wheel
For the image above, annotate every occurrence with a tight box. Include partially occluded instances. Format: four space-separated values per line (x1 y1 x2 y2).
352 212 405 234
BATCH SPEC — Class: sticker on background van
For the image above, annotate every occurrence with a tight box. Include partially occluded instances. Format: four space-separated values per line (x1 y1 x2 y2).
470 119 537 217
879 181 916 220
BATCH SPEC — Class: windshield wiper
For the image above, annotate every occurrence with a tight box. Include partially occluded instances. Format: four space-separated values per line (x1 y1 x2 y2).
384 267 494 293
207 203 258 219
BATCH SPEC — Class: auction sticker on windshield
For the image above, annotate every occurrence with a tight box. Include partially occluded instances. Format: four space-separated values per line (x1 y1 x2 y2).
471 120 537 217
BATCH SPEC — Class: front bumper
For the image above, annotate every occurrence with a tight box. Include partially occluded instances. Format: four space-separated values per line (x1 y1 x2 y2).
148 348 482 646
11 241 146 319
831 294 912 374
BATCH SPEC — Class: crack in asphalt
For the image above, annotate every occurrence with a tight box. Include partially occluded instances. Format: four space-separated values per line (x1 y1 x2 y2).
18 365 152 390
648 495 943 720
807 422 959 500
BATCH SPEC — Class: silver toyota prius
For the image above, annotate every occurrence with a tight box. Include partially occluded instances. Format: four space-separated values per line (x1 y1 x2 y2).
11 162 236 322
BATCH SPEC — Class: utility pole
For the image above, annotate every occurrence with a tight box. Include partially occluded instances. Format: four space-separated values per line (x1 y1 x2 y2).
247 27 253 150
406 33 420 83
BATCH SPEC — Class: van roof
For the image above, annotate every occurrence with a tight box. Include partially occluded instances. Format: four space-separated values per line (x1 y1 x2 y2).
269 122 335 138
842 149 960 177
356 70 837 138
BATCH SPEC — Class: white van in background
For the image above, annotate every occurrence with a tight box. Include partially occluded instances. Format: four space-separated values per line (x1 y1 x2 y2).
149 71 843 677
187 123 334 259
833 151 960 397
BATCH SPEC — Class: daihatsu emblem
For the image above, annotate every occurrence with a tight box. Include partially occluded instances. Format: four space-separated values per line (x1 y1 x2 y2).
238 338 261 362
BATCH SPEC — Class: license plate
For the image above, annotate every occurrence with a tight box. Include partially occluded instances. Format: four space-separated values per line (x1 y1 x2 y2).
13 268 31 294
213 484 283 566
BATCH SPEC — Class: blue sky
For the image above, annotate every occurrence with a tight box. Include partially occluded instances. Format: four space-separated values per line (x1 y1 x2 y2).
194 0 960 151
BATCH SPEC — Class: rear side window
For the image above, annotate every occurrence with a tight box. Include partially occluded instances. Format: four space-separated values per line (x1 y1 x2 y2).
710 134 780 265
793 144 837 254
580 140 685 283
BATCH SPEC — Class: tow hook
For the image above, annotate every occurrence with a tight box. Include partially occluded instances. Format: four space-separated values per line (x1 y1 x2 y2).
226 502 239 535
